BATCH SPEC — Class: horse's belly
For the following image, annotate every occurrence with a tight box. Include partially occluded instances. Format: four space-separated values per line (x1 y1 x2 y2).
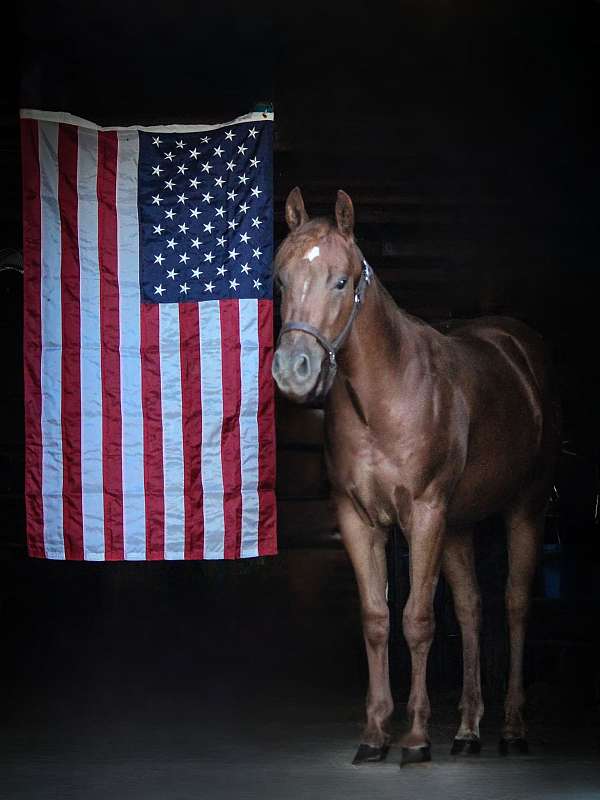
447 430 537 525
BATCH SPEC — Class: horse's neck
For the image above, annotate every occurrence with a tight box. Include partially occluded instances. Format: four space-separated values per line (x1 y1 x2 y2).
334 274 434 405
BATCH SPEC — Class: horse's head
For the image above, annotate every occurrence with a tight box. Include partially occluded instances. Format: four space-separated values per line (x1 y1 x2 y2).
272 187 368 403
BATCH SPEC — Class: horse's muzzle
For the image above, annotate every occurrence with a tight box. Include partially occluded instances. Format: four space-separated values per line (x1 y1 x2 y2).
272 339 329 402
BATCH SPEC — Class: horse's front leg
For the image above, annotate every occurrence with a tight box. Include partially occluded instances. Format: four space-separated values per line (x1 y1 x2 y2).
336 496 393 765
401 501 446 764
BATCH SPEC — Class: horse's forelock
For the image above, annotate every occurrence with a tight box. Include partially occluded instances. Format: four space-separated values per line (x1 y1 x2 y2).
275 218 348 273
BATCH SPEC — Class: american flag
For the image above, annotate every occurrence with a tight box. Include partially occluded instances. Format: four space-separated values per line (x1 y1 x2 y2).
20 109 277 560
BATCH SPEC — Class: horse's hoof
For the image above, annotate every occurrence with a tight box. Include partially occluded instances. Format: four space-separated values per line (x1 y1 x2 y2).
352 743 390 765
451 737 481 755
499 737 529 756
400 744 431 766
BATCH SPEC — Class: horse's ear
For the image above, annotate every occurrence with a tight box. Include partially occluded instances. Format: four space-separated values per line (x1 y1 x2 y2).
335 190 355 239
285 187 309 231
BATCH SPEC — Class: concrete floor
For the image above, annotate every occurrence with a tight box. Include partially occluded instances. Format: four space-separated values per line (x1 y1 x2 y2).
1 550 599 799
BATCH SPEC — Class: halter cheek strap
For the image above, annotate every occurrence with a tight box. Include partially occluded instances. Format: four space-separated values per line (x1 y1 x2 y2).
277 258 372 387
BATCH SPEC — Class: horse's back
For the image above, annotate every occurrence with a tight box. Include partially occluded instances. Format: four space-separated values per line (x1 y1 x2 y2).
440 315 554 399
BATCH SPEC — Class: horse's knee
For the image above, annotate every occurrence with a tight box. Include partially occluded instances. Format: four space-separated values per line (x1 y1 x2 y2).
505 587 531 626
362 606 389 648
454 593 481 630
402 604 435 651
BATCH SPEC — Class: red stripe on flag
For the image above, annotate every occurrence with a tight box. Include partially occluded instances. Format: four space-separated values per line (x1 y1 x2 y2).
219 300 243 559
257 299 277 555
97 131 124 560
179 303 204 559
58 124 84 559
21 119 45 557
140 303 165 559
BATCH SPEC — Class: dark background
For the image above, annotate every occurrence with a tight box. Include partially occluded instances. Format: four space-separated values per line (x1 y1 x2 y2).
1 1 599 792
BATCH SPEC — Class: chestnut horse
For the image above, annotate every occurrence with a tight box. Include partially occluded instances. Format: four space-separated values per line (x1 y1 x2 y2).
272 188 560 765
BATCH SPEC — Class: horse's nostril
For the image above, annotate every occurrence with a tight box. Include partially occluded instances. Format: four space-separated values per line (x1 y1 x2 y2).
293 353 311 382
272 350 283 380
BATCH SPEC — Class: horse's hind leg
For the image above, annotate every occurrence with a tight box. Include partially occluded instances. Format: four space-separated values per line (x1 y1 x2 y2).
442 528 484 755
501 503 545 754
335 497 393 765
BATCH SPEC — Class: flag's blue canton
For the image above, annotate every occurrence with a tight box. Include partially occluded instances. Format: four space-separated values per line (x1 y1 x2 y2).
139 121 273 303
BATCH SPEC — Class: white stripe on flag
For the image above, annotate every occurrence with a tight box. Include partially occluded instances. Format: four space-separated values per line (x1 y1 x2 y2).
238 299 261 558
39 121 65 559
77 126 105 559
117 130 147 559
159 303 185 559
199 300 225 558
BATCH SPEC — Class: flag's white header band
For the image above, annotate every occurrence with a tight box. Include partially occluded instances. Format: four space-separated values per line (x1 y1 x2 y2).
20 109 274 132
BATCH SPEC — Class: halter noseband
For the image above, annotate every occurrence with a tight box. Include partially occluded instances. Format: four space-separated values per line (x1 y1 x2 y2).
277 258 372 392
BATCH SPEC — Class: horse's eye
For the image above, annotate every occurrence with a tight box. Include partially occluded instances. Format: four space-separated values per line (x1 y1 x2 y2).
336 278 348 290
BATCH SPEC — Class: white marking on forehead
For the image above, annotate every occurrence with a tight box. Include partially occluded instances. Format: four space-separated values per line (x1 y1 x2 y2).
304 246 320 262
300 278 309 305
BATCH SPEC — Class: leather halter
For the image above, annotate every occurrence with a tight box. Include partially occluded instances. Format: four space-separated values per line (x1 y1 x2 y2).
277 258 372 393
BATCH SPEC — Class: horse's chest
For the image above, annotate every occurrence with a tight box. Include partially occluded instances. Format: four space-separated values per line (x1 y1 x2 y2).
333 434 401 528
